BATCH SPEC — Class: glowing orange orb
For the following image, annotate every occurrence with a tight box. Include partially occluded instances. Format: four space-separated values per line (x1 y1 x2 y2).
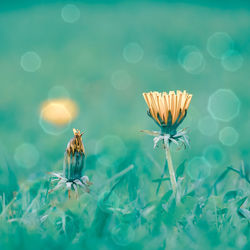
40 98 78 125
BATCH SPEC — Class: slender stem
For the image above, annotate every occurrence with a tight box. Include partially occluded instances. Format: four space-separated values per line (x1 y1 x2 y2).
156 160 168 195
165 142 177 194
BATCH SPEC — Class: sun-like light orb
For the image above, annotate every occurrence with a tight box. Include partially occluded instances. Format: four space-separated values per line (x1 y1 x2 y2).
39 98 78 135
40 99 77 125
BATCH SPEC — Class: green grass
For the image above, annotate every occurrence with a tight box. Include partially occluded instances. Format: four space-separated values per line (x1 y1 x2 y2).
0 147 249 250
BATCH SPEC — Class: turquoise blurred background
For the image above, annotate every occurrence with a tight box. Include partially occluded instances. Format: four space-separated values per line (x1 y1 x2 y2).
0 1 250 249
1 0 249 181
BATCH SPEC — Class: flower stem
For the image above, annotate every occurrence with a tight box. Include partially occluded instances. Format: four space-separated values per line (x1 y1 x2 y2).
165 142 177 194
156 160 168 195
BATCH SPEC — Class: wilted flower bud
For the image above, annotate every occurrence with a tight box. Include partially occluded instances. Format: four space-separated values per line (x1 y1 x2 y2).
49 129 92 198
64 128 85 180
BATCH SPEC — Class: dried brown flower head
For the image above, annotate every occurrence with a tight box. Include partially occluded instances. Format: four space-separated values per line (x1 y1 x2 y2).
66 128 85 156
49 128 91 198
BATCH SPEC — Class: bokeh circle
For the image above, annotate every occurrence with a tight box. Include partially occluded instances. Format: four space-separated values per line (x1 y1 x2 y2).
39 99 78 135
20 51 41 72
208 89 240 122
187 156 211 180
123 42 144 63
219 127 239 146
178 46 205 74
203 144 225 166
221 50 243 72
61 4 80 23
207 32 233 59
14 143 39 168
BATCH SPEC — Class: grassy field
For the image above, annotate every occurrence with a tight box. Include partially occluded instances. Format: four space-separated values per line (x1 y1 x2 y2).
0 1 249 249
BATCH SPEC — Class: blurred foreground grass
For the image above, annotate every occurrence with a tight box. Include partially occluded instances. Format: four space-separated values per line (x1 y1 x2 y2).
0 154 249 249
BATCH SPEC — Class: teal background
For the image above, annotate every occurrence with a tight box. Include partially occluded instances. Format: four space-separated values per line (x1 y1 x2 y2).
0 1 249 249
